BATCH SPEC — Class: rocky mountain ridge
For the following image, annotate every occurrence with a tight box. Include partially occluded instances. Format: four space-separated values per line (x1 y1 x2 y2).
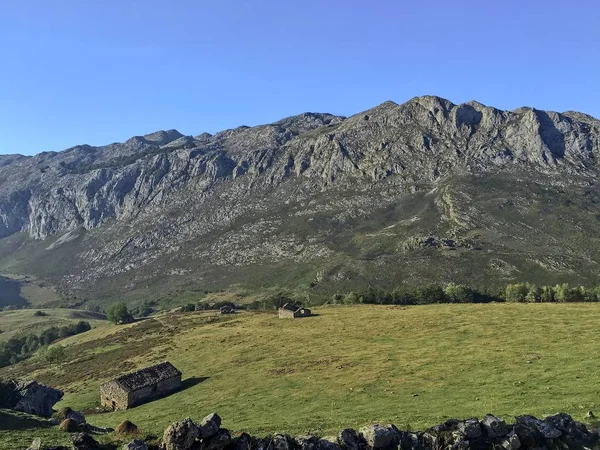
1 96 600 304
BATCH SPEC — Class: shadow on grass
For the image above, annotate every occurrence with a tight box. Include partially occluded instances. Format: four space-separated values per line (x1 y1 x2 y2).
180 376 210 391
0 409 55 431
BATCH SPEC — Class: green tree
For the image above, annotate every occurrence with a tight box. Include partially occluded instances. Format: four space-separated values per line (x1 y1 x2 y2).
106 302 132 324
505 283 530 302
539 286 554 302
414 284 445 305
444 283 475 303
44 345 66 364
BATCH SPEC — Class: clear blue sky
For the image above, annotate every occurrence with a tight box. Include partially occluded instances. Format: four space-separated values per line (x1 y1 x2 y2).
1 1 599 155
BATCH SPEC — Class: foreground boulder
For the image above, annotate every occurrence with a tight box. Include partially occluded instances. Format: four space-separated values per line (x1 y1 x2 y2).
71 433 100 450
163 417 200 450
12 380 64 417
122 440 148 450
199 412 222 439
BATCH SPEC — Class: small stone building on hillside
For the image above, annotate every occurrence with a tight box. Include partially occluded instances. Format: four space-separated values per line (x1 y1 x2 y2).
100 361 181 410
278 303 312 319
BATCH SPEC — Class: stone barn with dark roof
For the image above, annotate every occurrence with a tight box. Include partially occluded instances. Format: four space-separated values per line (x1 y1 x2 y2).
100 361 182 410
278 303 312 319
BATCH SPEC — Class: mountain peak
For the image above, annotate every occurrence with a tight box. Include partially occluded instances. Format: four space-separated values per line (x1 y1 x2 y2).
143 129 184 145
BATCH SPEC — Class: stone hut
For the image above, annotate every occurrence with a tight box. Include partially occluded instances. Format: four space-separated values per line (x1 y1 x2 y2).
278 303 312 319
220 305 234 314
100 361 181 410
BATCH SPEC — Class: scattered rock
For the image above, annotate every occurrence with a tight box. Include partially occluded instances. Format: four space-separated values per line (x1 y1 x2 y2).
26 438 41 450
199 412 222 439
12 380 64 417
163 417 200 450
71 433 100 450
58 418 80 432
54 407 86 425
481 414 509 438
122 440 148 450
586 410 596 419
117 419 139 435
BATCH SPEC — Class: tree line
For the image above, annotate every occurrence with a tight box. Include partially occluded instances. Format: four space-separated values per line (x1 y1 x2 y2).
0 321 91 368
327 282 600 306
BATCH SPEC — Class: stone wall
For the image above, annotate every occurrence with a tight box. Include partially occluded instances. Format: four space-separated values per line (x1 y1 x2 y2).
156 412 600 450
99 381 129 411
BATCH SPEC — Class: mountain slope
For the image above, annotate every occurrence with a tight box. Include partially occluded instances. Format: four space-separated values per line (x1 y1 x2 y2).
1 96 599 306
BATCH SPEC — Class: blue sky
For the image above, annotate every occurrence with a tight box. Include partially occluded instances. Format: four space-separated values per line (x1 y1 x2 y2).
1 0 599 155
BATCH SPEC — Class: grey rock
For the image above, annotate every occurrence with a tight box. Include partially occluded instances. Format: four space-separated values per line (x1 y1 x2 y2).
65 409 86 425
162 417 200 450
318 437 341 450
2 97 600 302
71 433 100 450
13 380 63 417
586 410 595 419
516 415 561 439
122 440 148 450
359 424 399 449
456 418 482 439
26 438 41 450
500 431 521 450
199 412 222 439
203 429 232 450
295 435 319 450
481 414 509 438
338 428 365 450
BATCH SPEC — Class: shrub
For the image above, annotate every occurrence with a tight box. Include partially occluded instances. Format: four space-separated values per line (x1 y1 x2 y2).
44 345 66 364
444 283 475 303
33 311 48 317
106 302 132 324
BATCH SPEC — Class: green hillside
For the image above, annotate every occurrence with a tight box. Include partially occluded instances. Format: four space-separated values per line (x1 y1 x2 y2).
1 304 599 448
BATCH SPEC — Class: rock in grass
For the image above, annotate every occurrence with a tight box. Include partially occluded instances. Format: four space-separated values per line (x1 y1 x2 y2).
122 440 148 450
199 412 222 439
58 418 79 432
117 419 139 435
71 432 100 450
53 407 86 425
13 380 64 417
26 438 41 450
163 417 200 450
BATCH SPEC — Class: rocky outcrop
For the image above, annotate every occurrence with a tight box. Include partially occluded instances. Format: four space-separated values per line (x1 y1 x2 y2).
1 97 600 299
12 380 64 417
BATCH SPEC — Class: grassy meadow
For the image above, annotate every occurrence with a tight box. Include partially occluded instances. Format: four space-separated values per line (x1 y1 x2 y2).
0 308 106 342
1 303 600 448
